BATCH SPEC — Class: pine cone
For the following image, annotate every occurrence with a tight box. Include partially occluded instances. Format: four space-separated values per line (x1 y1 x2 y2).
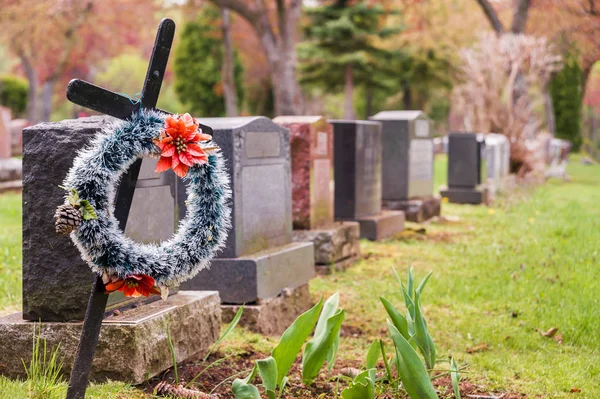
155 381 218 399
54 204 82 235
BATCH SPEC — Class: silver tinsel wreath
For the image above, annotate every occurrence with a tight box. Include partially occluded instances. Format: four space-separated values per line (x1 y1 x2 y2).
62 109 231 288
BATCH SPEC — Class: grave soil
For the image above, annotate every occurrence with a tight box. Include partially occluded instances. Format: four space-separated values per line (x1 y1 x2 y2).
146 350 525 399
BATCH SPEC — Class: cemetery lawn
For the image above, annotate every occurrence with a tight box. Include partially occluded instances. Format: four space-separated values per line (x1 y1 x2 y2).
0 155 598 398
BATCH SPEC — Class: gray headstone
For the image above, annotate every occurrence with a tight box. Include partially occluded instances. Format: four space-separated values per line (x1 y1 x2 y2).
195 117 292 258
181 117 315 304
22 117 179 322
447 132 485 189
370 111 434 200
330 120 382 220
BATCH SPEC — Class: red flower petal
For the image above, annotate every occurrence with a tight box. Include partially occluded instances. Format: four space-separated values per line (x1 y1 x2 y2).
139 274 156 287
191 153 208 165
187 144 206 157
171 153 180 169
173 163 189 177
179 152 193 167
155 156 172 173
161 144 176 157
105 280 125 293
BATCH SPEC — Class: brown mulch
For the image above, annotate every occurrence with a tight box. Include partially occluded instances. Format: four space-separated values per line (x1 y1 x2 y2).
145 351 525 399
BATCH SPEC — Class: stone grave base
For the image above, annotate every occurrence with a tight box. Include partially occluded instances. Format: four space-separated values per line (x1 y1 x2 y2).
382 196 442 223
356 210 405 241
440 186 489 205
222 284 312 335
181 242 315 304
0 158 22 193
0 291 220 384
292 222 360 274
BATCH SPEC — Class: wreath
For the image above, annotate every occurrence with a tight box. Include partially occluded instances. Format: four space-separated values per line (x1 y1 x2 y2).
54 110 231 298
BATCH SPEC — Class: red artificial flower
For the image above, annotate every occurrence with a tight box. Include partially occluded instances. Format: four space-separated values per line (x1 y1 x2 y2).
105 274 161 298
155 113 212 177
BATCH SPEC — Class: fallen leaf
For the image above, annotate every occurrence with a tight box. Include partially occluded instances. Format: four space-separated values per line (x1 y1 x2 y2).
340 367 360 379
553 333 563 344
466 342 489 353
570 387 581 393
541 327 558 338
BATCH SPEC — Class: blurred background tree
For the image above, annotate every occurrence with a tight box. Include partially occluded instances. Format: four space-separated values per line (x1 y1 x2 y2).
299 2 400 119
551 48 583 150
174 5 244 117
0 75 28 117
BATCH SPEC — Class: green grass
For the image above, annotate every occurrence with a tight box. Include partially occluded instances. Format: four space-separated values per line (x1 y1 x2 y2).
0 155 598 398
0 192 22 314
311 155 600 398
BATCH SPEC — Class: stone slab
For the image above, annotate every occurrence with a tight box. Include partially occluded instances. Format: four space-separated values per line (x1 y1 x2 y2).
221 284 312 335
356 210 405 241
0 291 221 383
0 158 21 182
273 116 334 230
196 117 292 258
440 186 488 205
330 120 382 221
292 221 360 265
0 180 22 193
22 117 181 322
315 255 360 275
447 133 484 189
382 196 441 223
181 242 315 304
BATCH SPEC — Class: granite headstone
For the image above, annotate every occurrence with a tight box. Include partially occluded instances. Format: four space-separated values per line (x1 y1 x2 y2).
181 117 314 304
330 120 405 240
369 110 441 222
274 115 360 272
440 132 488 204
22 117 179 322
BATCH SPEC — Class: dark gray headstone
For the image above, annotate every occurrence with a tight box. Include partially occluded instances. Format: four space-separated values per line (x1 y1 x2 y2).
196 117 292 258
22 117 179 322
330 120 382 220
447 132 485 189
370 111 434 200
182 117 314 303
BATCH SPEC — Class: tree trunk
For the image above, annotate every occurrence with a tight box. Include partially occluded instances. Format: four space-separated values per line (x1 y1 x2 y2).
40 79 56 122
19 54 38 123
403 80 412 110
205 0 303 116
510 0 531 33
343 64 355 119
475 0 505 33
543 84 556 136
220 8 238 117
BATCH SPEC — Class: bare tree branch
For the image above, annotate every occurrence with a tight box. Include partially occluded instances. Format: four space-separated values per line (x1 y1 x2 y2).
510 0 531 33
475 0 505 33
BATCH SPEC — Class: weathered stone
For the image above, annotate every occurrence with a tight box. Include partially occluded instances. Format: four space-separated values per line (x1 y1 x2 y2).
196 117 292 258
382 196 441 223
441 132 487 204
23 117 111 321
292 222 360 265
0 291 221 383
369 111 434 200
357 210 405 241
221 284 312 335
22 117 179 321
182 242 314 304
0 158 21 182
330 120 383 220
439 186 488 205
273 116 334 230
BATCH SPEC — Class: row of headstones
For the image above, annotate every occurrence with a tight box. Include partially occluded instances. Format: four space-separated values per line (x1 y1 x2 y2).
21 110 439 322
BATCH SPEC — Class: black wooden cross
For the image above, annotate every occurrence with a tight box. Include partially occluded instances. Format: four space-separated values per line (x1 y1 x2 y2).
64 18 210 399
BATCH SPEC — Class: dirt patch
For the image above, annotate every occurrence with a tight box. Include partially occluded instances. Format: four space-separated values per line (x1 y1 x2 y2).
146 352 525 399
394 228 463 244
339 324 366 338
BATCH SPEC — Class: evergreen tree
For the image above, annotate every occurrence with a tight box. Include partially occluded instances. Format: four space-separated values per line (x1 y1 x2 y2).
550 49 583 150
174 7 244 117
299 2 400 119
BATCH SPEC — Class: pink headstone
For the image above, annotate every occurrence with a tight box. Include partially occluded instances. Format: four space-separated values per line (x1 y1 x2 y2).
274 116 334 230
0 106 12 158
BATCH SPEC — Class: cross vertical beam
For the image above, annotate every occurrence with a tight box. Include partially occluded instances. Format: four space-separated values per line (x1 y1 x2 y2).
65 18 175 399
